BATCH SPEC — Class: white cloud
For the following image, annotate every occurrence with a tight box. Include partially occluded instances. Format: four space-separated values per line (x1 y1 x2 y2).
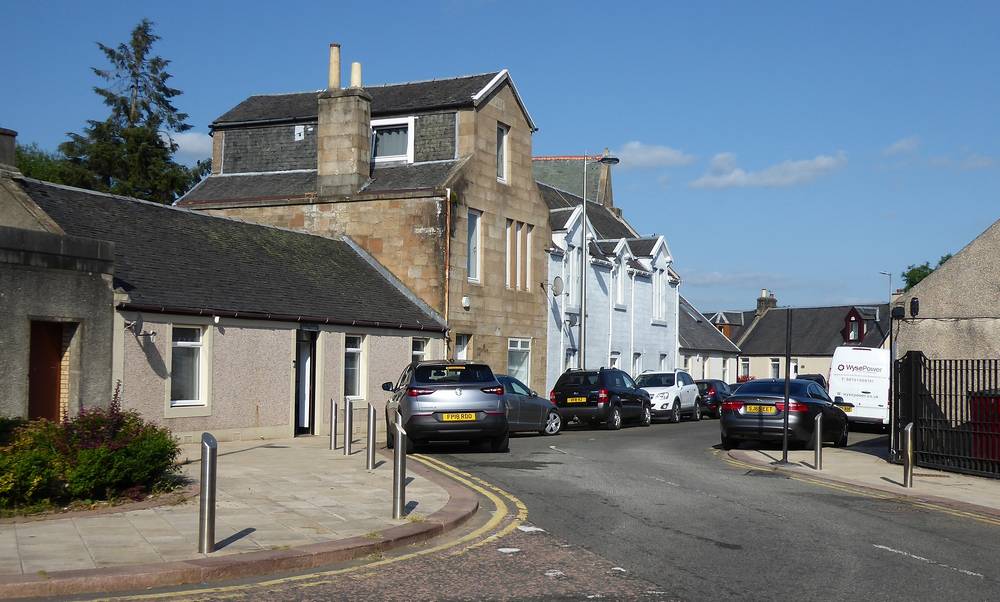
171 132 213 160
689 151 847 189
882 136 921 156
959 153 996 170
614 141 696 169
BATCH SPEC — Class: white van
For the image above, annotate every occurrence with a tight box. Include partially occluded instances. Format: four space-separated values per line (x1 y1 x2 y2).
828 346 891 428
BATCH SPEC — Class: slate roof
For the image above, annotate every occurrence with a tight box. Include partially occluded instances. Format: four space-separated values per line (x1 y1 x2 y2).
213 73 501 127
16 177 445 331
738 305 889 356
533 157 603 204
537 182 637 239
179 171 316 206
627 238 658 257
679 296 741 354
178 161 461 207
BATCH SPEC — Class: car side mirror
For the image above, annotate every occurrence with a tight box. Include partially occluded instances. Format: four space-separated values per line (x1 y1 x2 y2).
381 382 394 392
531 390 538 397
834 396 844 404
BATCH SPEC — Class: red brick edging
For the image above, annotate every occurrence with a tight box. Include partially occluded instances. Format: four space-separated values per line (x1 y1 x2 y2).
0 457 479 599
728 449 1000 521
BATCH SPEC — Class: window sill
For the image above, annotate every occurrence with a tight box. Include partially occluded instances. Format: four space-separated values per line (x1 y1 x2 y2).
467 278 482 286
650 318 669 326
497 177 508 185
165 403 211 418
614 304 627 312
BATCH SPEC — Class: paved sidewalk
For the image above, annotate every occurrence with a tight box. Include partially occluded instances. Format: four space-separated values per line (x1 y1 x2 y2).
0 436 449 577
730 436 1000 515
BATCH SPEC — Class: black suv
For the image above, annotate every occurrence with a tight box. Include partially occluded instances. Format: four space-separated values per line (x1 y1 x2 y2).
695 379 733 418
549 368 652 430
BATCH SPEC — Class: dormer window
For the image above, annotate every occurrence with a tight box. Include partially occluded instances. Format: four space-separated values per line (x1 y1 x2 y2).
849 317 860 341
372 117 415 163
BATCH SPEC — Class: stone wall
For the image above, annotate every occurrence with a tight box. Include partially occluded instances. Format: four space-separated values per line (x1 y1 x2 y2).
414 112 456 162
221 124 317 173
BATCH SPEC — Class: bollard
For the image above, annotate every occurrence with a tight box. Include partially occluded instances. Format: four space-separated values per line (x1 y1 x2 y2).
903 422 914 488
330 399 338 451
814 413 822 471
366 403 377 471
198 432 218 554
343 399 353 456
392 423 407 519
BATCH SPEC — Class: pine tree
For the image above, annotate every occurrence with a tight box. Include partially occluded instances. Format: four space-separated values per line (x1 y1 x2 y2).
59 19 208 203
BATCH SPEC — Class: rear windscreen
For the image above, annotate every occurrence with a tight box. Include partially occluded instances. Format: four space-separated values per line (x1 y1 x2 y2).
414 364 495 384
736 381 808 397
636 374 675 388
697 382 709 393
556 372 599 387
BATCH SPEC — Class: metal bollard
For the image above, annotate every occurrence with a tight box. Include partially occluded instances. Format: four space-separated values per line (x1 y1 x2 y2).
903 422 914 488
198 432 218 554
330 399 338 450
366 403 377 471
814 413 822 471
343 399 353 456
392 423 407 519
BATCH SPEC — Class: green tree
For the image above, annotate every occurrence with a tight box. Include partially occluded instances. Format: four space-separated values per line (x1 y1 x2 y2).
14 143 95 187
59 19 208 204
903 253 952 290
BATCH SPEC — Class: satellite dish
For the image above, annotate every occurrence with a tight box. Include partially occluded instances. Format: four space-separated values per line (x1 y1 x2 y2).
551 276 564 297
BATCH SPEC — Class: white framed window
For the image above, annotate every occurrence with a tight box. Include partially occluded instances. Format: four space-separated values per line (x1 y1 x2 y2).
455 334 470 360
467 208 481 282
371 116 415 163
610 351 621 369
508 338 531 384
616 261 626 305
505 219 514 288
740 357 750 378
682 355 690 371
565 348 577 371
722 359 729 382
344 335 364 399
652 269 667 320
849 318 860 341
505 220 533 291
770 357 780 379
170 326 205 407
496 123 509 182
522 224 532 290
632 353 643 376
411 338 427 364
659 353 668 371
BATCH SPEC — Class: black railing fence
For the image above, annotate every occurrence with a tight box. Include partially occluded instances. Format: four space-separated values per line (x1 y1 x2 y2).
895 351 1000 478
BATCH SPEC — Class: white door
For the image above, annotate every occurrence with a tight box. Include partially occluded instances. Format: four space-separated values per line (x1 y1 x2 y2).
296 337 313 431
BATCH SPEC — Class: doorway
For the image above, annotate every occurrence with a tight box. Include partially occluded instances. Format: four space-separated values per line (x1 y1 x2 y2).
29 321 64 421
294 330 317 435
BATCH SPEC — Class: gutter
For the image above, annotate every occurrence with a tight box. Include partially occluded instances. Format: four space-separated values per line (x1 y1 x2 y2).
117 303 446 333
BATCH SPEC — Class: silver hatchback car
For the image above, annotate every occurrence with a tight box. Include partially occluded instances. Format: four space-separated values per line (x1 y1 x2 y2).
383 361 509 453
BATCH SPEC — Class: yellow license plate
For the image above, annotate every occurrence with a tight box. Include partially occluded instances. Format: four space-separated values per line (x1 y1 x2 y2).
442 412 477 422
745 405 777 415
567 396 588 403
840 405 853 413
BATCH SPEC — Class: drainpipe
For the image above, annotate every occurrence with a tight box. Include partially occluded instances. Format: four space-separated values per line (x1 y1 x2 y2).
674 284 680 369
607 265 614 367
443 188 451 356
629 269 636 372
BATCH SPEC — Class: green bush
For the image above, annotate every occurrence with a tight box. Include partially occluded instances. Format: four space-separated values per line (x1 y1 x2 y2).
0 388 180 511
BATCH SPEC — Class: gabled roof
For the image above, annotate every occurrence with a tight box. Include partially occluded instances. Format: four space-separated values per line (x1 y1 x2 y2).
533 156 605 204
537 181 637 240
212 70 535 130
15 177 445 331
738 304 889 356
679 296 741 354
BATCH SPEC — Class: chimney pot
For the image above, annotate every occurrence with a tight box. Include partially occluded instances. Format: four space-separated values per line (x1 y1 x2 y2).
350 62 363 88
328 43 341 90
0 127 17 169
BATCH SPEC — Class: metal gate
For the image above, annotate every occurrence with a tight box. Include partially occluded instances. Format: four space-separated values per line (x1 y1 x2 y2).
894 351 1000 478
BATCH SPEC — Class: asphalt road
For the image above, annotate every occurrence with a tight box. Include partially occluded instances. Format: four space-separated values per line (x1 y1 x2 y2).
431 417 1000 601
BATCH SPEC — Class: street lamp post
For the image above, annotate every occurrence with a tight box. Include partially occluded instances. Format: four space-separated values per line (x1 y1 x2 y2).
880 271 895 457
578 151 620 369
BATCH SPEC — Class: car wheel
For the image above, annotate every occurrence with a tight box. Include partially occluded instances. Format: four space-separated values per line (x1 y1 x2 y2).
721 435 736 450
692 400 702 421
640 404 652 427
542 410 562 436
670 401 681 424
490 432 510 453
834 422 849 447
605 405 623 431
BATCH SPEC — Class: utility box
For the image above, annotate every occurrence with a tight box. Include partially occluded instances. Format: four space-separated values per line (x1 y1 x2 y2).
969 389 1000 464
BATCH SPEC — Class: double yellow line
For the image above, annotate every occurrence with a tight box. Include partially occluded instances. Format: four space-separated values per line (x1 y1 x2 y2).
722 454 1000 527
109 455 528 601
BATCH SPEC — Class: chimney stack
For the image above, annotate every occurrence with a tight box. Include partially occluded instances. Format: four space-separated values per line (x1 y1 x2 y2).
317 45 371 198
328 43 341 89
0 128 17 170
756 288 777 316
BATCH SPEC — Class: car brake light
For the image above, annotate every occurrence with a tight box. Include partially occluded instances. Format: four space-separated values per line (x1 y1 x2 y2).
722 401 744 411
707 386 716 397
481 385 504 396
598 388 609 402
549 390 557 405
775 400 810 413
407 387 434 397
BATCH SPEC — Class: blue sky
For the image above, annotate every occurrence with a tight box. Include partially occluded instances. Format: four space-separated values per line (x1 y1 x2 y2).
4 2 998 312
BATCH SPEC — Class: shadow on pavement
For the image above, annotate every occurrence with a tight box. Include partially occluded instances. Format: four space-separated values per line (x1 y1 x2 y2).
215 527 256 551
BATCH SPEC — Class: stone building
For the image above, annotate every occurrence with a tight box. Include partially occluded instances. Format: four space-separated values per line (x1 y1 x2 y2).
179 46 550 391
678 296 740 382
0 135 446 441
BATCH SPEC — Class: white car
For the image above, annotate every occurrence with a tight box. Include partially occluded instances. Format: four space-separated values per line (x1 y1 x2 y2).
636 370 701 422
